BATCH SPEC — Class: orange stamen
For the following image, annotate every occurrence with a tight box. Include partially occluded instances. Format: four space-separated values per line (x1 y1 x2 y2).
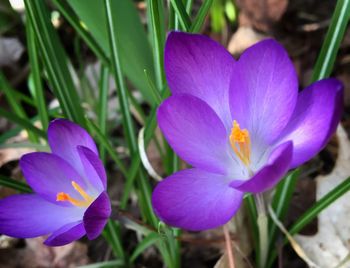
56 181 93 207
229 120 251 166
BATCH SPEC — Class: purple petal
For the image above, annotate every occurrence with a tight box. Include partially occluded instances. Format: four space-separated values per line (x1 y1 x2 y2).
77 146 106 192
157 94 234 175
230 141 293 193
44 221 85 246
276 78 343 168
165 31 235 128
152 168 244 231
0 194 83 238
48 119 98 178
83 191 111 240
229 39 298 144
20 152 88 204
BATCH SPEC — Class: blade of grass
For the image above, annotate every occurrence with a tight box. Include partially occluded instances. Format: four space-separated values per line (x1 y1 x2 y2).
267 177 350 268
0 175 32 193
311 0 350 82
78 260 125 268
51 0 109 67
0 73 38 142
102 220 126 262
26 20 49 130
68 0 155 104
190 0 214 32
244 194 259 263
130 232 161 262
147 0 166 90
0 107 46 139
97 66 109 162
170 0 191 31
24 0 85 126
86 119 127 177
268 169 300 253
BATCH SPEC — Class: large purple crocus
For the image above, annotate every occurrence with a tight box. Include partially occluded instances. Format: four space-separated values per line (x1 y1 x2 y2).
0 119 111 246
152 32 343 231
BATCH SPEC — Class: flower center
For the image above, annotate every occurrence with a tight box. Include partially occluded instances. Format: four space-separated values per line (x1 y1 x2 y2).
56 181 94 207
229 120 251 167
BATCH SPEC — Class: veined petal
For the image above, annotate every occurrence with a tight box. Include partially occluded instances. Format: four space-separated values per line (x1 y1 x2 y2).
276 78 343 168
157 94 234 175
77 146 106 192
20 152 88 204
83 192 111 240
0 194 83 238
152 169 244 231
165 31 235 128
48 119 98 178
44 221 85 246
229 39 298 144
230 141 293 193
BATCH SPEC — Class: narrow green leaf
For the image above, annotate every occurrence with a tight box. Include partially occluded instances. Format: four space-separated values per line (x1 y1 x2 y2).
267 177 350 267
147 0 166 90
170 0 191 31
0 107 46 139
190 0 214 32
268 169 300 253
0 175 32 193
24 0 85 125
102 221 126 261
68 0 155 104
244 194 259 262
130 232 161 262
86 119 127 177
78 260 125 268
26 20 49 130
311 0 350 82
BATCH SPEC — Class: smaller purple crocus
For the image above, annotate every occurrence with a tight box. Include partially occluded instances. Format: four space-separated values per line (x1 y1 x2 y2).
0 119 111 246
152 32 343 231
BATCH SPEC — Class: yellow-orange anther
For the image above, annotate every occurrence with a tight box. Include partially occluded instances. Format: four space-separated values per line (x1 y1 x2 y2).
229 120 251 166
56 181 93 207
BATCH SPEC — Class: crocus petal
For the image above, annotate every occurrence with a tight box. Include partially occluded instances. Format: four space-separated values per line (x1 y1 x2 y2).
48 119 98 178
152 168 244 231
77 146 106 192
229 39 298 144
164 31 235 127
230 141 293 193
20 152 88 204
0 194 83 238
44 221 85 246
83 192 111 240
157 94 235 175
276 78 343 168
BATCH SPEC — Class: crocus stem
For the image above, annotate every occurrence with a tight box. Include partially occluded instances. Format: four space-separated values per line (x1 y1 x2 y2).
223 224 235 268
255 193 268 268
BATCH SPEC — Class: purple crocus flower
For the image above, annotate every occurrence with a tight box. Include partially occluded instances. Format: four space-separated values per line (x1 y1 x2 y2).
152 32 343 231
0 119 111 246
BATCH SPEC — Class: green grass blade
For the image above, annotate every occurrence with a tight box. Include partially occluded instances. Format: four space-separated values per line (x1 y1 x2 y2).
68 0 155 104
267 177 350 267
190 0 214 32
86 119 127 177
311 0 350 82
170 0 191 31
26 21 49 131
104 0 137 152
102 221 126 261
0 175 32 193
51 0 109 67
0 107 46 139
268 169 300 252
130 232 161 262
97 66 109 162
24 0 85 125
244 194 259 263
78 260 125 268
147 0 166 90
